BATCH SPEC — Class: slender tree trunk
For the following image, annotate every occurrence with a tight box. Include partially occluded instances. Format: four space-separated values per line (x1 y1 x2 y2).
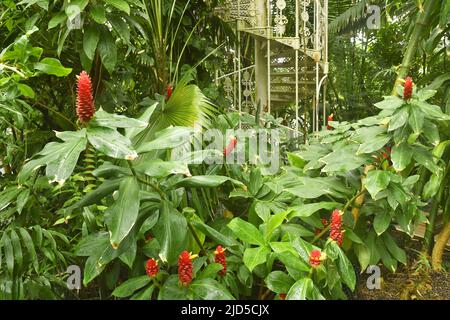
432 220 450 270
392 0 439 95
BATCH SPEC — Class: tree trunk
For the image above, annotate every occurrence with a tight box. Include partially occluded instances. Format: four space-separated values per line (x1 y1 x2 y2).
431 220 450 270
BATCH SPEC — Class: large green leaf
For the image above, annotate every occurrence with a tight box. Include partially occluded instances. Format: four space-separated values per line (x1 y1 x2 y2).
97 28 117 74
136 126 192 153
158 275 187 300
265 271 294 294
191 278 235 300
357 134 391 155
373 211 391 235
175 175 244 188
153 200 187 264
106 176 140 248
408 106 424 134
289 202 341 219
332 241 356 290
412 101 450 121
391 143 413 172
388 107 409 131
243 246 270 272
286 278 314 300
34 58 72 76
112 275 151 298
91 110 147 128
83 24 100 61
46 130 87 185
228 218 265 246
190 220 238 248
103 0 130 14
364 170 390 199
137 159 190 178
87 126 138 160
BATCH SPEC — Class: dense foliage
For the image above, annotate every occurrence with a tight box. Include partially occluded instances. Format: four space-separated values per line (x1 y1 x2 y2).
0 0 449 300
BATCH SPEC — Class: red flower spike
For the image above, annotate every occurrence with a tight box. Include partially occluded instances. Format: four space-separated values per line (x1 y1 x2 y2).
223 137 238 156
403 77 413 101
279 293 287 300
145 258 159 278
330 209 344 246
76 71 95 123
326 113 334 130
309 249 323 267
178 251 196 286
165 84 173 100
214 245 227 276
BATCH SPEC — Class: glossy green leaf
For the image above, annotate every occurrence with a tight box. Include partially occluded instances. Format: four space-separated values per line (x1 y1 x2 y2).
103 0 130 14
136 126 192 153
87 126 137 160
112 275 151 298
34 58 72 76
191 278 235 300
391 143 413 172
373 211 391 235
106 176 140 248
228 218 265 246
286 278 313 300
364 170 390 198
91 110 147 128
153 200 187 264
265 271 294 294
243 246 270 272
83 25 100 61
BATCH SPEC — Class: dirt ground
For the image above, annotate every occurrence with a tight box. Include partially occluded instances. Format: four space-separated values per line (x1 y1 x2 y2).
355 242 450 300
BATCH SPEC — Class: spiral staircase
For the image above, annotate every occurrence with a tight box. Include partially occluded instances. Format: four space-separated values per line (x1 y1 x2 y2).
215 0 329 135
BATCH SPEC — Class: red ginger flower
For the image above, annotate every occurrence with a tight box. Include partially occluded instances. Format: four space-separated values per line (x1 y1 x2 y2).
330 209 344 247
214 245 227 276
165 84 173 100
223 137 237 156
403 77 413 101
76 71 95 123
178 251 196 286
309 249 325 267
326 113 334 130
145 258 159 278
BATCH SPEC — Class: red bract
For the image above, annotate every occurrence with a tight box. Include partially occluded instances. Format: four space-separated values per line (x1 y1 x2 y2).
165 84 173 100
178 251 194 286
76 71 95 123
223 137 237 156
279 293 287 300
309 249 323 267
145 258 159 278
326 114 334 130
214 245 227 276
330 209 344 246
403 77 413 101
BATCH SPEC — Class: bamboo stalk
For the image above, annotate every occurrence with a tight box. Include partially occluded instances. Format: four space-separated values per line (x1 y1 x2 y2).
392 0 439 95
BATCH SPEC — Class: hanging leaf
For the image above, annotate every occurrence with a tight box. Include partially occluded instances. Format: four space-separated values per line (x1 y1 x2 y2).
106 176 140 249
87 126 138 160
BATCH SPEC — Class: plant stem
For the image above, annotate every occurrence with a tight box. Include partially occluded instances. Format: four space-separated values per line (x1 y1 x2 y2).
187 219 207 256
127 160 166 199
311 189 365 244
392 0 439 94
